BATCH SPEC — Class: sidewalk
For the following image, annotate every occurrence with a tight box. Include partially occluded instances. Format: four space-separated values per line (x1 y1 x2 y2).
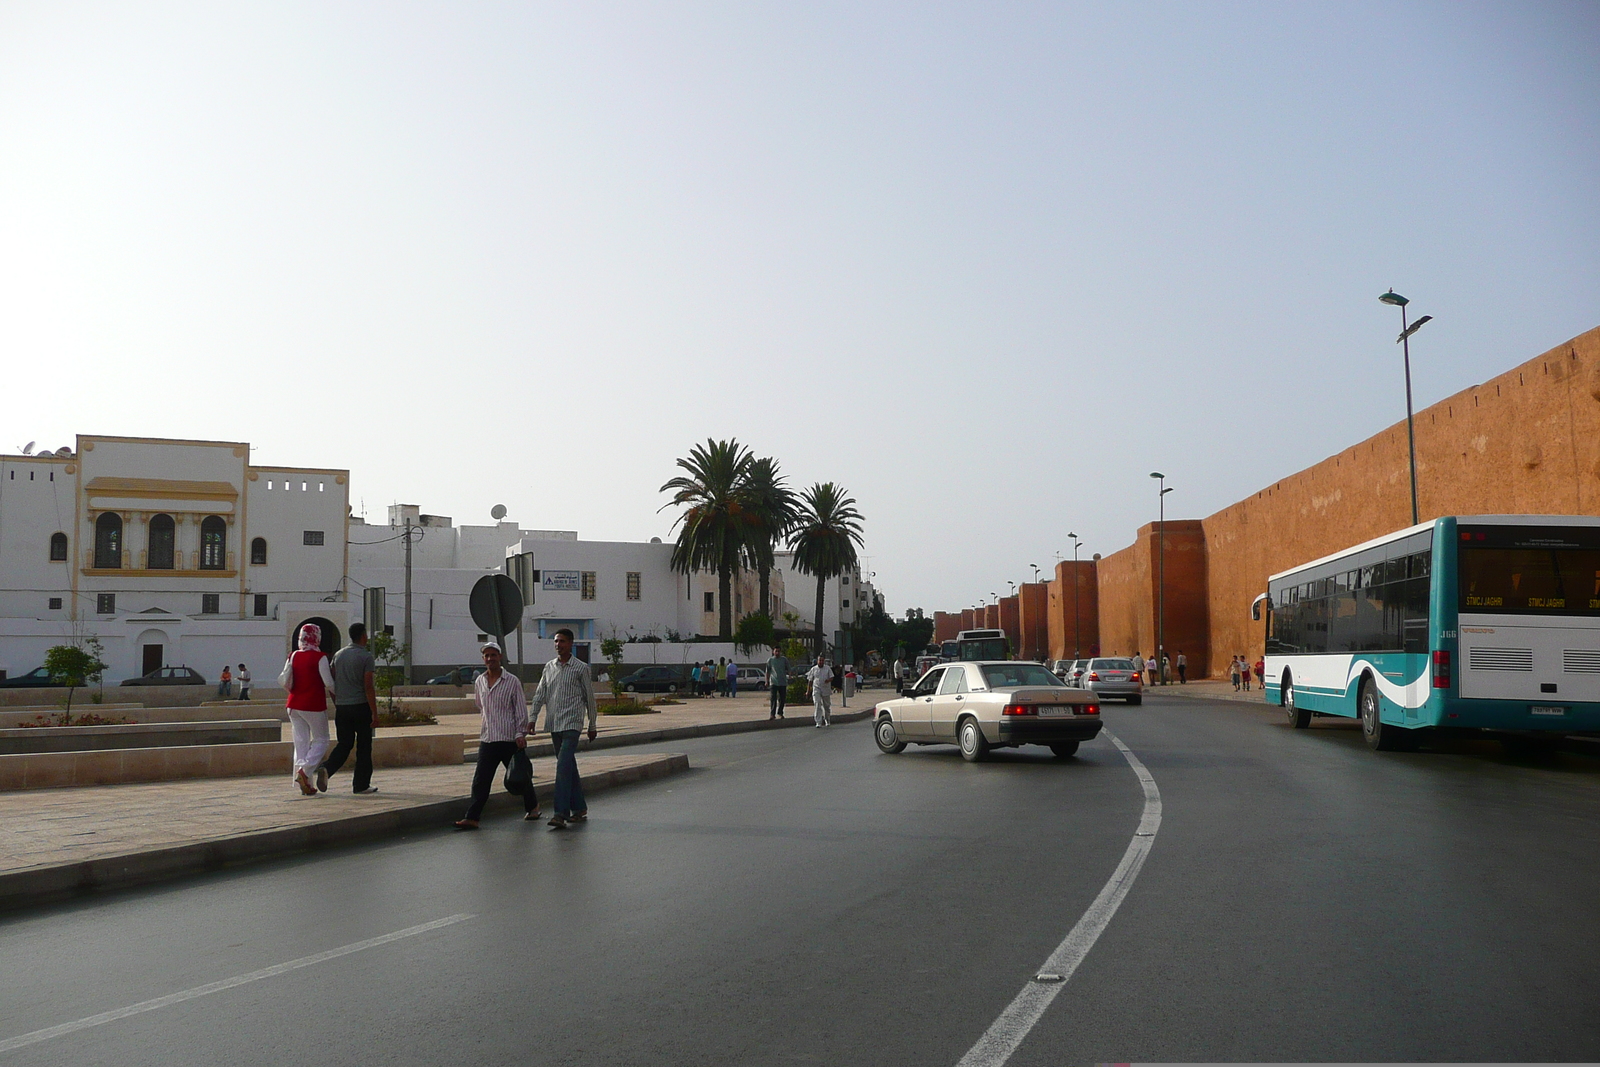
1148 678 1272 705
0 750 686 913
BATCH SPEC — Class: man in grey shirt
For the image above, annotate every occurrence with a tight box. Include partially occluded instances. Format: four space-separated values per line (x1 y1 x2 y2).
766 644 789 720
317 622 379 794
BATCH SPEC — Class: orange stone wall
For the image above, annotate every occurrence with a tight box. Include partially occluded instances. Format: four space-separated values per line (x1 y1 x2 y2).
1018 583 1050 661
999 596 1022 654
933 612 961 643
1095 520 1209 674
1046 560 1099 660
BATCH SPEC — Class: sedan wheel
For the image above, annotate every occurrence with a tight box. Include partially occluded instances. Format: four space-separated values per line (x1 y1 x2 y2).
874 717 906 754
625 683 637 693
959 718 989 763
667 684 678 694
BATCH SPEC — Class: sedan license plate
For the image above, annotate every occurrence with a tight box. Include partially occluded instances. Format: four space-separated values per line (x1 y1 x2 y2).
1038 706 1072 717
1530 705 1566 716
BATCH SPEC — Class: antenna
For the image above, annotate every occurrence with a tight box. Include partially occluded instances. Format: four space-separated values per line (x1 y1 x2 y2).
491 504 508 521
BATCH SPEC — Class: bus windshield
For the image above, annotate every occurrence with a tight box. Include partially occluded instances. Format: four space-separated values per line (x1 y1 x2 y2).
958 638 1008 661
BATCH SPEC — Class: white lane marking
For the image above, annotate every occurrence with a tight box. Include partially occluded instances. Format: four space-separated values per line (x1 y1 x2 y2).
0 913 474 1055
955 730 1161 1067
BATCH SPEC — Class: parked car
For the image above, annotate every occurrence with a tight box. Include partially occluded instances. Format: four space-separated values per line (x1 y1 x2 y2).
1059 659 1089 687
1079 658 1143 704
736 666 767 690
122 666 207 686
0 666 63 688
424 666 486 686
616 666 683 693
1051 659 1074 679
869 660 1102 762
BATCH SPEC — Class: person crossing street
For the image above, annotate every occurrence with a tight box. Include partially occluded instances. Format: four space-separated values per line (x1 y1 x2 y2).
532 628 598 830
766 645 789 719
806 654 833 727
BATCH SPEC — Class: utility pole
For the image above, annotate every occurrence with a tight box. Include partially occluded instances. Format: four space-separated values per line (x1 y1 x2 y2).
1069 532 1082 658
403 517 415 684
1149 473 1173 684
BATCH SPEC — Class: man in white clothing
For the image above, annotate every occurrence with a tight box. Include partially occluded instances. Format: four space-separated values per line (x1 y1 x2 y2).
805 654 833 727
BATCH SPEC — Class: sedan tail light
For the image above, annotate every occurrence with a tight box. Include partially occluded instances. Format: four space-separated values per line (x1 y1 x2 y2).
1082 704 1100 715
1001 703 1037 716
1432 650 1451 689
1087 672 1100 681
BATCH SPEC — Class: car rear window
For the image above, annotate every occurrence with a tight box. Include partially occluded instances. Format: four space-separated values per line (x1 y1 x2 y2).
981 664 1065 688
1092 659 1138 671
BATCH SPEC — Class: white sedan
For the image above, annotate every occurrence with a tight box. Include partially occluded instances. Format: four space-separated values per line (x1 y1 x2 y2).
869 661 1102 761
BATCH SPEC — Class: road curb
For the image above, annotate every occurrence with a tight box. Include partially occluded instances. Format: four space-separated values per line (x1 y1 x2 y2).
0 753 689 914
503 708 872 759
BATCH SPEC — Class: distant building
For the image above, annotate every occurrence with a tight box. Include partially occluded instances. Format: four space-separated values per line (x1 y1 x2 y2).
0 435 349 683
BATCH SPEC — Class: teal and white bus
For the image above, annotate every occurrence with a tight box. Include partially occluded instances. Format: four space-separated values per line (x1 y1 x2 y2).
1257 515 1600 751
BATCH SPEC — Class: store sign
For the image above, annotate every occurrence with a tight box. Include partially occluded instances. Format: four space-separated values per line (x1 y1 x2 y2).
542 570 581 591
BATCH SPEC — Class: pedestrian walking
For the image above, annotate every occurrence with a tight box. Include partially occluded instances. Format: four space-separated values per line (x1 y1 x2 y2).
717 656 728 697
1253 657 1265 690
806 654 832 727
278 623 335 796
1230 656 1242 690
1176 650 1187 684
236 663 251 700
531 628 598 830
1145 654 1157 687
1240 654 1251 691
766 644 789 719
690 662 701 697
217 664 232 698
1160 653 1170 686
454 641 538 830
318 622 379 795
893 656 906 694
725 658 738 698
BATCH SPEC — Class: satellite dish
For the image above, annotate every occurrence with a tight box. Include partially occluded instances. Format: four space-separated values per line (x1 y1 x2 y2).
650 536 662 544
20 442 34 455
490 504 508 521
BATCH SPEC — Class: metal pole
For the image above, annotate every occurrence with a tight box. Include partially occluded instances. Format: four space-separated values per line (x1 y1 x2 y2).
403 518 416 684
1072 537 1081 658
1157 480 1166 685
1401 304 1419 526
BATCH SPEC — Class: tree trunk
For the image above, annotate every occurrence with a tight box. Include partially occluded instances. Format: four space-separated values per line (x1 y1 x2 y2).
814 574 827 659
758 563 771 622
719 567 734 639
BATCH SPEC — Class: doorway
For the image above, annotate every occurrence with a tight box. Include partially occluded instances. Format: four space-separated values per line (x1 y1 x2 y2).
142 644 163 675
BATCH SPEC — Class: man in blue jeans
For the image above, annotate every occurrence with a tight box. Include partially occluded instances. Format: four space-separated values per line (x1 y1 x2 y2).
530 627 597 830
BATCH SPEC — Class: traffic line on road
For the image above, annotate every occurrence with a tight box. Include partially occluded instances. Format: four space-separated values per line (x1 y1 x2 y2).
0 913 474 1055
955 731 1162 1067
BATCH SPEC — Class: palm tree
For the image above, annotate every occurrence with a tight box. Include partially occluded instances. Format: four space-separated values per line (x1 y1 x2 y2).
660 439 755 639
787 482 865 658
740 456 797 622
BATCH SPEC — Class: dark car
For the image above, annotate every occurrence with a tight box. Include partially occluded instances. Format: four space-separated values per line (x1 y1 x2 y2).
616 666 683 693
121 666 207 686
0 666 64 688
424 666 486 686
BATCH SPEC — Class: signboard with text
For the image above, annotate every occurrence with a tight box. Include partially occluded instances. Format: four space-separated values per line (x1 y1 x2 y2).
542 570 581 591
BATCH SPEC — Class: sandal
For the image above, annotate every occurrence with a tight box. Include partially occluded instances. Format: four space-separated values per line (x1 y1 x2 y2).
294 770 316 796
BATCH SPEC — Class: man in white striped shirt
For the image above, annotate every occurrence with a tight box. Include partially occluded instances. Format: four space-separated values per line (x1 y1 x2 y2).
531 628 597 830
454 641 539 830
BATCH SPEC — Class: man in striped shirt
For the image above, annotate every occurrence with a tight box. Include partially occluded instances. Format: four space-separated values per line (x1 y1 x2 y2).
454 641 539 830
531 627 597 830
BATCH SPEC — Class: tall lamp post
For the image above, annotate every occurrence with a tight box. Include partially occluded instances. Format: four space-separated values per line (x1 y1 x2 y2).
1068 531 1082 657
1149 473 1173 684
1380 289 1432 527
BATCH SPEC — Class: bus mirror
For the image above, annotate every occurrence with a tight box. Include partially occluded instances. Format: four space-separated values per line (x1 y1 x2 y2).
1250 593 1271 622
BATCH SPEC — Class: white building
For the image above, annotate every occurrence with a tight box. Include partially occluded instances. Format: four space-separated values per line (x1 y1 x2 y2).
774 550 865 640
0 435 351 684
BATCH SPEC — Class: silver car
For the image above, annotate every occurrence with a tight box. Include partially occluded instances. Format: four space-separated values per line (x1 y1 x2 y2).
870 661 1103 762
1079 657 1143 704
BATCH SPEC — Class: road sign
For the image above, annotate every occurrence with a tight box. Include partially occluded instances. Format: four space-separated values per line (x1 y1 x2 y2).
469 574 523 640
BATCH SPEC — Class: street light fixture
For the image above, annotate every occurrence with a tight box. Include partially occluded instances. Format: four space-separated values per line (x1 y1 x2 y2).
1068 531 1082 657
1149 473 1173 684
1380 289 1431 527
1029 563 1040 584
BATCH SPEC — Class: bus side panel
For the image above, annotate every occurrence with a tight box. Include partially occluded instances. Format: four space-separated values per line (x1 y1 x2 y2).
1424 518 1459 728
1270 654 1359 717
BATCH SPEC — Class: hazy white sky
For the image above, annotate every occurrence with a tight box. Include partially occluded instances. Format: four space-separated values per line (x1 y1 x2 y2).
2 2 1596 612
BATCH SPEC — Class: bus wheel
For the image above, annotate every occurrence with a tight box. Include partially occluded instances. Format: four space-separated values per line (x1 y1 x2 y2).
1284 673 1310 729
1360 678 1413 751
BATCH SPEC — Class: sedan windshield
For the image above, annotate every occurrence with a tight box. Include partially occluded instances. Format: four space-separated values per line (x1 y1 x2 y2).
981 664 1065 688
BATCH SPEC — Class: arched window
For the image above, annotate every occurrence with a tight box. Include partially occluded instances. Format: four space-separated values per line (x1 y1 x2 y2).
250 537 268 565
148 514 175 570
49 532 68 562
200 515 227 570
94 513 122 569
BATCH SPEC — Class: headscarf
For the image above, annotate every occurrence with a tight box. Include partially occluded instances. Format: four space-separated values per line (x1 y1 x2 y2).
297 622 321 651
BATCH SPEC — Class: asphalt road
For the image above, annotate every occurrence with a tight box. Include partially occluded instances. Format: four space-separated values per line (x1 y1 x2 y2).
4 693 1600 1064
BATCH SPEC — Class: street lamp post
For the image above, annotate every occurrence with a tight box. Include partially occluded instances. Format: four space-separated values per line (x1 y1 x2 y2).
1149 473 1173 684
1068 531 1082 658
1380 289 1432 527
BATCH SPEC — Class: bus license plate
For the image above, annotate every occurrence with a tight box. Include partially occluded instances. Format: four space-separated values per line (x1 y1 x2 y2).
1038 707 1071 717
1530 705 1566 716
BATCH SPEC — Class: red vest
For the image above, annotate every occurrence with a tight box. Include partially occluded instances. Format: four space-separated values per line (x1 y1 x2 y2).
286 649 327 712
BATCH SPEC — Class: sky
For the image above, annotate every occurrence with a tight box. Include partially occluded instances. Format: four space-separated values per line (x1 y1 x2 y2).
2 1 1597 614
